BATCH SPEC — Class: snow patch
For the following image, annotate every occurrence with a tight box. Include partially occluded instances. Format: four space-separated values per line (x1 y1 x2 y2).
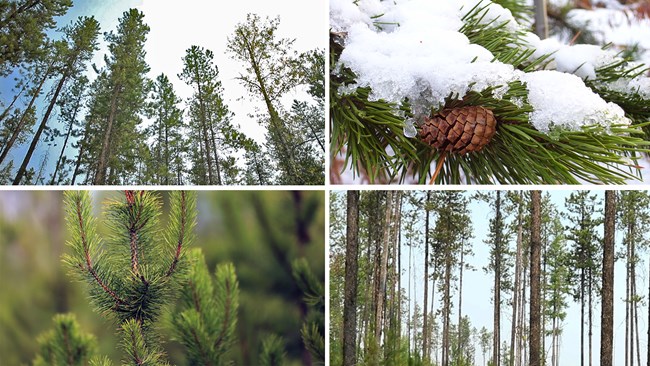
522 70 629 133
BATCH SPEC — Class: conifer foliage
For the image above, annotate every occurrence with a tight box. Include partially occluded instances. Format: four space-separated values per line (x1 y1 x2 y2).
63 190 196 364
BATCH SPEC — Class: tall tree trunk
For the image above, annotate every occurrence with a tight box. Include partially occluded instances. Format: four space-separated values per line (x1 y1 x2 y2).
493 191 502 366
343 191 360 366
581 270 585 366
423 191 431 361
50 86 83 184
510 194 523 366
601 190 615 366
375 191 394 345
13 71 69 185
529 190 542 366
588 275 593 366
208 119 222 184
0 61 53 166
95 85 120 184
457 238 465 364
443 246 451 366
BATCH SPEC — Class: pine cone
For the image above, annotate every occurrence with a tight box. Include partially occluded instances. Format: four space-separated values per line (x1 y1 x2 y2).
419 105 497 154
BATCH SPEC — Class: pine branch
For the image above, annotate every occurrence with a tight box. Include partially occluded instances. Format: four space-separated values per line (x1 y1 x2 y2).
120 319 168 366
259 335 287 366
172 248 240 365
292 259 325 364
33 314 96 366
331 0 650 184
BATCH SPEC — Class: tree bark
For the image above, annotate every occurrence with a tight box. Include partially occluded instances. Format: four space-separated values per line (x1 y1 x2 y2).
510 193 523 366
13 69 69 184
529 190 542 366
342 191 360 366
493 191 502 366
601 190 615 366
423 191 431 361
94 85 120 184
375 191 393 344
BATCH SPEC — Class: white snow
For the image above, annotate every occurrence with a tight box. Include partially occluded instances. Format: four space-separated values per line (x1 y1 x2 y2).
521 70 629 133
335 0 520 111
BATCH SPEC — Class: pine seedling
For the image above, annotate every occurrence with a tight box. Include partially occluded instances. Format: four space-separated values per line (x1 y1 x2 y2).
172 248 239 365
292 258 325 364
259 334 287 366
33 313 97 366
62 190 196 365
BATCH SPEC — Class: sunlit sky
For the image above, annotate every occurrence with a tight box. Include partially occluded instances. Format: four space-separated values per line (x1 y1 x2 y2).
1 0 326 182
332 189 649 365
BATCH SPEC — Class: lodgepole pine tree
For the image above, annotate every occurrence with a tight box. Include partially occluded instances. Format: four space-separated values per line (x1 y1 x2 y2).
146 73 185 185
93 9 150 184
618 190 650 366
227 13 309 185
179 46 234 185
50 75 89 185
564 191 602 366
13 16 100 185
0 0 72 74
32 313 96 366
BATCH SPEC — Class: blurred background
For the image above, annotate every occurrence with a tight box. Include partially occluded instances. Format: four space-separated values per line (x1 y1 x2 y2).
0 190 325 365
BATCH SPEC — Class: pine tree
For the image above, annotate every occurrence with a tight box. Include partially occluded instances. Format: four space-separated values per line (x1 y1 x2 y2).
93 9 150 184
179 46 235 185
618 190 650 366
227 13 312 185
146 73 185 185
0 0 72 74
564 191 603 366
49 75 89 185
13 16 100 185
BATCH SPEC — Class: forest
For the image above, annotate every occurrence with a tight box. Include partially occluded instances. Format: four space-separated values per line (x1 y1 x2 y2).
330 190 649 366
0 0 324 185
0 190 325 365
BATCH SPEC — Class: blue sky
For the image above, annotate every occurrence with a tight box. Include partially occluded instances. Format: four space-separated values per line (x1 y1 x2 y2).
0 0 326 183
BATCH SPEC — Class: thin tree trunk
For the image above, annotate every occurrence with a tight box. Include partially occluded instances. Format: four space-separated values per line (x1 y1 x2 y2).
493 191 502 366
95 85 120 184
13 71 69 185
208 120 222 184
511 194 523 366
0 60 53 166
458 238 465 364
0 82 27 124
601 190 615 366
50 86 83 184
343 191 360 366
588 276 593 366
375 191 394 344
530 190 542 366
423 191 431 361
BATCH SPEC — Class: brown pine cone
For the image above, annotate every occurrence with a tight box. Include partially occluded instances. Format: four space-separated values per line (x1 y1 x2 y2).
419 105 497 154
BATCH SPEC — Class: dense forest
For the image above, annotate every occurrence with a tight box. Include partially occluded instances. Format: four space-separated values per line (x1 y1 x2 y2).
0 190 325 365
0 0 324 185
330 190 649 366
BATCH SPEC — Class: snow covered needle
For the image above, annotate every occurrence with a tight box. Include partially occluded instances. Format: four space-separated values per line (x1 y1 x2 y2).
63 190 197 364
